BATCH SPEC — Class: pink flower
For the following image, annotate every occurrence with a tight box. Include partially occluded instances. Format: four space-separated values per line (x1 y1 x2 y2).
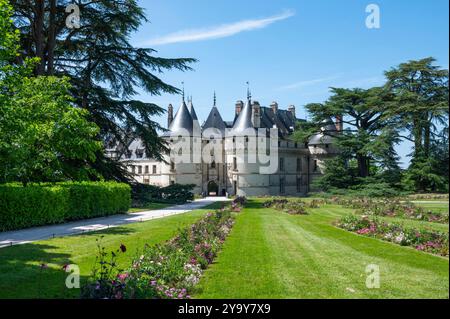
117 273 128 282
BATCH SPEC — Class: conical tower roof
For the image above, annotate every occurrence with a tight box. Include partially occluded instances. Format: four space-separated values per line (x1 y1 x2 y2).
164 100 193 136
203 106 227 134
187 98 201 136
232 99 254 134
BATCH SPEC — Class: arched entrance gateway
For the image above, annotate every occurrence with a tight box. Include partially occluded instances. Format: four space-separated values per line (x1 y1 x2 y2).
207 180 219 196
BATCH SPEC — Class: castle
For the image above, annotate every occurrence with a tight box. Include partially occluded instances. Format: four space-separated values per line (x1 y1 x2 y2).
107 93 341 197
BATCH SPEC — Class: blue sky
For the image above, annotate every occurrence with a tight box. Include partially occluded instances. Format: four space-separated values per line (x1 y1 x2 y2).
131 0 449 167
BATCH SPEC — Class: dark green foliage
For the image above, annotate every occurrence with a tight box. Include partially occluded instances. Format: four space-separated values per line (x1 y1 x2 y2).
298 57 448 194
385 57 449 192
131 183 194 206
0 182 130 231
11 0 197 181
1 2 102 184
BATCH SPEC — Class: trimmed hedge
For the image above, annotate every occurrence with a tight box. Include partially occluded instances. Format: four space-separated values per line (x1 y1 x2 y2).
0 182 131 232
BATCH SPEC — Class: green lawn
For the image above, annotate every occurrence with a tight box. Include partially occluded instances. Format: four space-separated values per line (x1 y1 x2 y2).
413 201 449 214
195 199 449 299
1 199 448 299
0 203 220 299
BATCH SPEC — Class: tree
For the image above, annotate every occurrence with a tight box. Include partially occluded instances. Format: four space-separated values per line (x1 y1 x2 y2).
295 87 400 179
385 57 449 191
11 0 197 180
1 0 101 184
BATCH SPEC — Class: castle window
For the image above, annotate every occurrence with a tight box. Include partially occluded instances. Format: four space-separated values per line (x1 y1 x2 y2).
233 157 237 170
145 165 149 174
152 165 157 174
125 150 132 159
131 165 136 174
297 158 302 172
170 161 175 171
137 166 142 174
325 144 329 148
313 160 318 172
297 177 302 192
279 158 285 172
178 148 182 156
136 149 144 158
211 161 216 169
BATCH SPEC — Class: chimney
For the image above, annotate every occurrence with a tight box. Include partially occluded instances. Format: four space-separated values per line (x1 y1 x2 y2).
167 104 173 128
252 101 261 128
288 105 296 118
235 100 243 116
335 115 343 132
270 101 278 114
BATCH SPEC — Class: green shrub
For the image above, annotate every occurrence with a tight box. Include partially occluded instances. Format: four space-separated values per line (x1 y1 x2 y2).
0 182 130 231
131 183 194 207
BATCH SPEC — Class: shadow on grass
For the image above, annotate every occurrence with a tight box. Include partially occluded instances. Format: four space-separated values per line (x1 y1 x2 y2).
243 199 263 210
73 226 137 238
0 243 90 298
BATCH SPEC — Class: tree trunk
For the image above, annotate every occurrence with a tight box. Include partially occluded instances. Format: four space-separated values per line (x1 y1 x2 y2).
33 0 45 75
46 0 57 75
413 117 423 157
424 112 431 158
357 154 370 178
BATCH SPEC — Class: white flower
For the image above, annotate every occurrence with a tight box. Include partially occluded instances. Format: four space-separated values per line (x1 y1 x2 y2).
394 232 405 244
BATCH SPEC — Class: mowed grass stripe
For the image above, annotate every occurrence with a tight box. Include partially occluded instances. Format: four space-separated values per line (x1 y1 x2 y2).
195 200 449 299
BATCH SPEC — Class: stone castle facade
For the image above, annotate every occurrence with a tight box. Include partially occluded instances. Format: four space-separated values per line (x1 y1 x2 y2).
107 95 341 197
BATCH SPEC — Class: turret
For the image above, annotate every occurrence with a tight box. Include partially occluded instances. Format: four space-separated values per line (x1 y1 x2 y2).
288 105 296 118
235 100 243 116
270 101 278 114
252 101 261 128
167 104 174 128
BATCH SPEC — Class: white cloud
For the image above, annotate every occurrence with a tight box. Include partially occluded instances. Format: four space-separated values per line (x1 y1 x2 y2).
277 75 340 91
144 10 295 46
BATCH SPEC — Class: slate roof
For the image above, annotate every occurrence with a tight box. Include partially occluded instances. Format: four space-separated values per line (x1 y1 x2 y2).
188 100 201 136
164 101 193 136
202 106 227 134
232 99 254 134
308 119 337 145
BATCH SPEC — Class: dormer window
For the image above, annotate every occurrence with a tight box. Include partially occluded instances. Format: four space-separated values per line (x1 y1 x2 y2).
136 149 144 158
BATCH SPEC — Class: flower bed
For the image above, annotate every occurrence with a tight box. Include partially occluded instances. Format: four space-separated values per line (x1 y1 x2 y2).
82 200 243 299
262 197 323 215
337 215 449 257
331 197 448 224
